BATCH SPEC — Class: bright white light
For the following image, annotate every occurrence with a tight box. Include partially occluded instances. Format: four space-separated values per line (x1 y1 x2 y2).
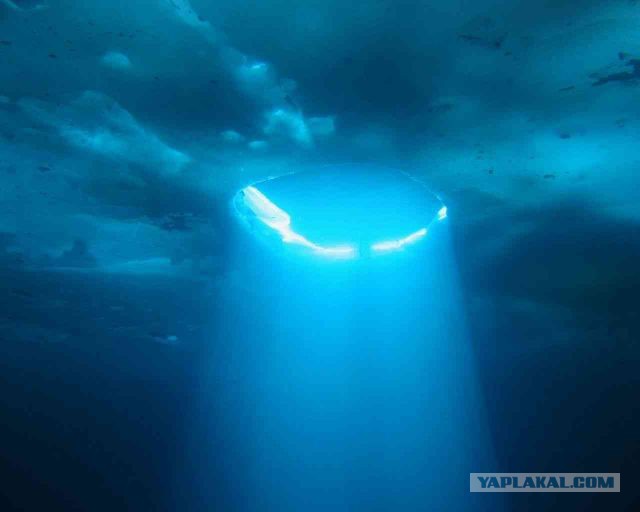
242 186 356 258
438 206 447 221
371 228 428 253
313 245 356 257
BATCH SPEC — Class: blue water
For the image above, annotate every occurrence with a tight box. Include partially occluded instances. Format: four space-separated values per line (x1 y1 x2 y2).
1 1 639 511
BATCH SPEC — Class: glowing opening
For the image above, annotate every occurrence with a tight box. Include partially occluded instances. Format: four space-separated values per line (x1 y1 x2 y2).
242 186 356 258
371 227 428 253
438 206 447 221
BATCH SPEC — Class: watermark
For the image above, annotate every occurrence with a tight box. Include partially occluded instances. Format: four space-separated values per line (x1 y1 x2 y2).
470 473 620 492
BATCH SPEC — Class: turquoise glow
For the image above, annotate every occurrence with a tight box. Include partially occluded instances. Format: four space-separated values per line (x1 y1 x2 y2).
371 227 428 253
242 185 356 258
236 168 447 259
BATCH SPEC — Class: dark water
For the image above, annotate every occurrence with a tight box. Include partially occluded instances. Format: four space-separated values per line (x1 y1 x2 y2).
1 1 640 511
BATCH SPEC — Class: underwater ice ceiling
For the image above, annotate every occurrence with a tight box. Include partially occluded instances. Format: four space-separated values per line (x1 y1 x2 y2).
1 0 640 274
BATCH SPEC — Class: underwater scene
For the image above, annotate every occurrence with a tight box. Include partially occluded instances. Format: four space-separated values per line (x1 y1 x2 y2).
0 1 638 511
